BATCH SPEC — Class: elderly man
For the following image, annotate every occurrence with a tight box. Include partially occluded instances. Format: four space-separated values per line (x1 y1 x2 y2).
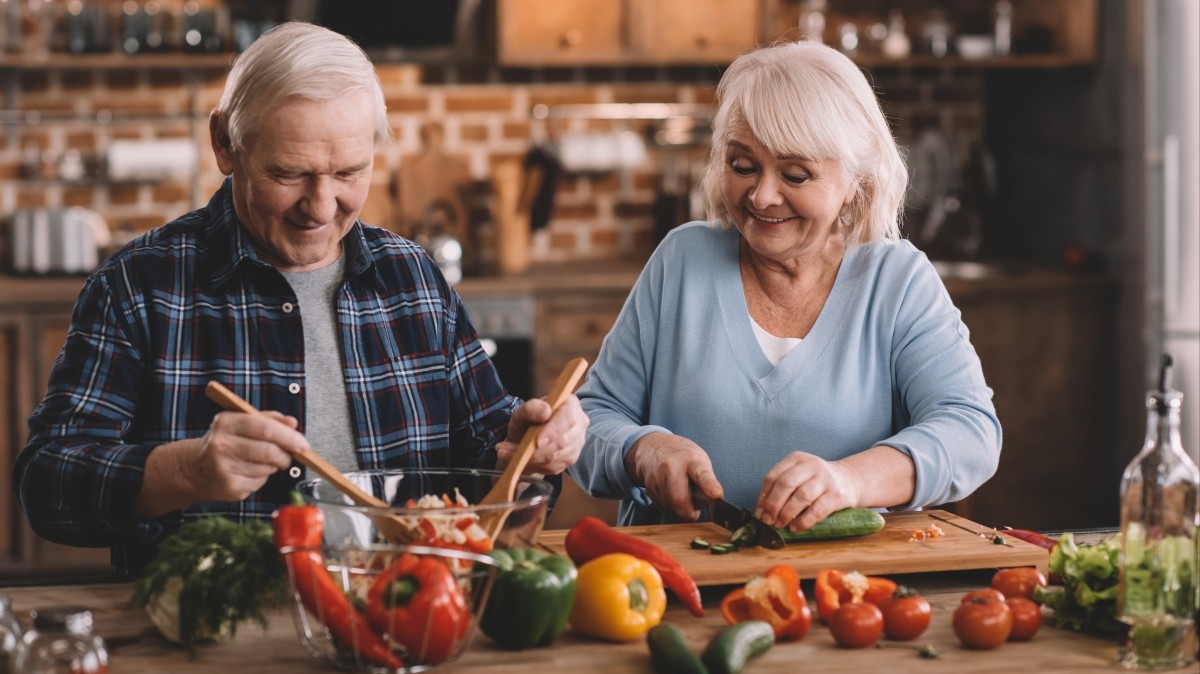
14 22 586 577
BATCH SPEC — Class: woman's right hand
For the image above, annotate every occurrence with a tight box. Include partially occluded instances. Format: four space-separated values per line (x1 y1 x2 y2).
624 432 723 521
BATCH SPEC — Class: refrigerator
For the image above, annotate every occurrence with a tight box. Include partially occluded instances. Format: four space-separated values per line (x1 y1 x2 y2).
1144 0 1199 462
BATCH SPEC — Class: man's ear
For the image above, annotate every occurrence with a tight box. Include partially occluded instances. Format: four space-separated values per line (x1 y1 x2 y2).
210 111 235 176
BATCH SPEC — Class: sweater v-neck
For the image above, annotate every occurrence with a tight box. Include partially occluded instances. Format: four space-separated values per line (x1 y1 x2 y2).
713 228 862 401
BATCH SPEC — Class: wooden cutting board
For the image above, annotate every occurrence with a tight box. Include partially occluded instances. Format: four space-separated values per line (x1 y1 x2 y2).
393 124 472 241
538 510 1048 585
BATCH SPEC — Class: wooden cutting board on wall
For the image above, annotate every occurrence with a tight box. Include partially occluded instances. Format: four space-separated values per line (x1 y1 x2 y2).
393 124 472 241
538 510 1049 585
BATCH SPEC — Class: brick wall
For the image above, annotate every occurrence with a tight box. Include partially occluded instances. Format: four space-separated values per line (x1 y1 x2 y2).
1 59 985 268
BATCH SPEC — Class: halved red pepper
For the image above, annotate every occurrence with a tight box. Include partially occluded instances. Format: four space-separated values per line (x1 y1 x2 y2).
273 499 402 669
720 564 811 641
813 568 897 623
365 553 470 664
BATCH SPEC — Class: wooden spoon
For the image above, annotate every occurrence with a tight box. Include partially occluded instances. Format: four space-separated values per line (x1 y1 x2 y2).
477 357 589 540
203 381 419 543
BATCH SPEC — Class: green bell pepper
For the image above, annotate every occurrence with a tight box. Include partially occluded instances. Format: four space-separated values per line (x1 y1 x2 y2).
480 547 577 650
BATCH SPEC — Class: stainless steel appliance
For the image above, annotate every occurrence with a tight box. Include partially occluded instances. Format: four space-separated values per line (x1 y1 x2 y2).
1144 0 1199 461
459 293 535 401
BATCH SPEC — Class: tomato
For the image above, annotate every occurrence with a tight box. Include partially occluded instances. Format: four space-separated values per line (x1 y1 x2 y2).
960 588 1006 604
829 602 883 649
1006 597 1041 641
991 567 1048 602
953 593 1013 650
878 587 931 641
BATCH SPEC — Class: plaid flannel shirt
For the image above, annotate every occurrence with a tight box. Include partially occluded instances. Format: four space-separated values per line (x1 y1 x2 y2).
13 178 517 577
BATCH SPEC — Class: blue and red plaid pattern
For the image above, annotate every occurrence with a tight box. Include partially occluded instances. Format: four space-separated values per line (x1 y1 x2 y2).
13 178 516 576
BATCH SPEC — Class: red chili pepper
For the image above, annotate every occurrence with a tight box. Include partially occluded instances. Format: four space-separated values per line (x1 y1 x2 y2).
813 568 897 623
564 516 704 617
1000 528 1057 551
273 501 402 670
365 553 470 664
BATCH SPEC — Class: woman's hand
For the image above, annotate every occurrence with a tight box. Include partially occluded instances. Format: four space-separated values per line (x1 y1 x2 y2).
498 394 588 476
755 447 916 531
755 452 864 531
624 432 723 521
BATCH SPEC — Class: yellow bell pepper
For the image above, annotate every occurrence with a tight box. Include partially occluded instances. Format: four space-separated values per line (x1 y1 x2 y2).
569 552 667 642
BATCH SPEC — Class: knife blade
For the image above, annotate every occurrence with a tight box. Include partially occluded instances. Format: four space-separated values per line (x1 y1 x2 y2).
691 487 785 549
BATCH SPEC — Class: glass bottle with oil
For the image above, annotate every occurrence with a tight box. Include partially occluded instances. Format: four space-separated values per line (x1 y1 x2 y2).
1117 354 1199 669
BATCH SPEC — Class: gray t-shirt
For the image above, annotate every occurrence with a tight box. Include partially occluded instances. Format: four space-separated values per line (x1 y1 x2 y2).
279 255 357 473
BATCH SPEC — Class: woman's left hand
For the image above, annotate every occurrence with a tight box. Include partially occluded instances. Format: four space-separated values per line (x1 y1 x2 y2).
755 452 864 530
498 395 589 475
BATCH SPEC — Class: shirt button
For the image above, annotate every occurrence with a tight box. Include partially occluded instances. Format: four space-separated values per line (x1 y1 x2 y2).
288 382 301 394
288 466 302 479
282 302 294 313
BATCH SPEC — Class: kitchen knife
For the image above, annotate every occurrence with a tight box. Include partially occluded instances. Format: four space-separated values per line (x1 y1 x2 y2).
691 487 786 549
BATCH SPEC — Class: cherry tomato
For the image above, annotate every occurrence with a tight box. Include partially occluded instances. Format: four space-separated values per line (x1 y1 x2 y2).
953 593 1013 650
1006 597 1041 641
961 588 1006 604
878 587 931 641
991 567 1048 602
829 602 883 649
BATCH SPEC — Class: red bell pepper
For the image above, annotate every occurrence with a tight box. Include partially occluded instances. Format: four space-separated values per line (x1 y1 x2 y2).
720 564 811 641
365 553 470 664
273 501 401 670
813 568 897 623
564 516 704 617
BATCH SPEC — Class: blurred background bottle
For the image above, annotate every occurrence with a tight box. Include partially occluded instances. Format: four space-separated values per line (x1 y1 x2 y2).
1117 354 1199 670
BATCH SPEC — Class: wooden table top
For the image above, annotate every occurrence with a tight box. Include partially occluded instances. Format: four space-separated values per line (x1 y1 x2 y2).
2 558 1185 674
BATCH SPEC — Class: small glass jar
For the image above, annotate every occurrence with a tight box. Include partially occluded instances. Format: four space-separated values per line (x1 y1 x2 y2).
16 608 108 674
0 596 24 674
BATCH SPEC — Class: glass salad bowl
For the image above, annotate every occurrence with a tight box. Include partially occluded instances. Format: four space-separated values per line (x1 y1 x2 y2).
282 468 554 672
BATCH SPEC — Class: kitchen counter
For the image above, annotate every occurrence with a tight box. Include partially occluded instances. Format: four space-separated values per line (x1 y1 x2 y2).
1 535 1180 674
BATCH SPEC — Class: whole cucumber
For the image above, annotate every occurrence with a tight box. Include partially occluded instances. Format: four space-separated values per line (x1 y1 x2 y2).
701 620 774 674
647 622 708 674
778 508 885 543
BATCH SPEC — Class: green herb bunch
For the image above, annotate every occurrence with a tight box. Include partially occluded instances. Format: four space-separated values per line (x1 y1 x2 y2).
132 517 289 650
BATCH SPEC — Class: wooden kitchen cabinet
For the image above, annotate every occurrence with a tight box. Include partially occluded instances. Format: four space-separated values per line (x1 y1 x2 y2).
496 0 760 66
0 279 110 579
941 271 1120 531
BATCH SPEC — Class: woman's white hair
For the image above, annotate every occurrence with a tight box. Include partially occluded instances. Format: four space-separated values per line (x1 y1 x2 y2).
214 22 391 151
701 41 907 243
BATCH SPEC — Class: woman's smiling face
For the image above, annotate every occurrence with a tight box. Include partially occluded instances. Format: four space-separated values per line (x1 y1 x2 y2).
720 128 856 263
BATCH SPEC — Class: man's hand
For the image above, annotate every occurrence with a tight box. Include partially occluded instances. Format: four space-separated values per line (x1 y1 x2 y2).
624 432 723 521
496 394 588 476
137 410 310 518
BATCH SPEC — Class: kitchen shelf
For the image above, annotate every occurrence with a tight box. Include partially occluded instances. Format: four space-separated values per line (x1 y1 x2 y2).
0 52 234 72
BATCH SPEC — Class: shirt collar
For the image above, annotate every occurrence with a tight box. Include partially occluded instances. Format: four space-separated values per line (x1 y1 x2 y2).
203 176 376 288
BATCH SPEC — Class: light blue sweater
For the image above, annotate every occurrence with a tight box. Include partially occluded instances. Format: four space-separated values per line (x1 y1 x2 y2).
569 222 1001 526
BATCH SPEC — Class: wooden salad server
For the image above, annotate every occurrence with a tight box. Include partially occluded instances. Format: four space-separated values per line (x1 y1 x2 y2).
478 357 589 541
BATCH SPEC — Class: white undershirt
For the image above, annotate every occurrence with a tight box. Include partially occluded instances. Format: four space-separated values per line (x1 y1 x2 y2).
749 315 803 365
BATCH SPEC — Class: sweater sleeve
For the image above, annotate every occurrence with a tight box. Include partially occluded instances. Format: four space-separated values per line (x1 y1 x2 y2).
880 259 1002 508
569 248 673 505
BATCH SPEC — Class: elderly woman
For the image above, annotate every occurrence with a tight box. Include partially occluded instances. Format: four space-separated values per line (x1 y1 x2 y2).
569 41 1001 532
